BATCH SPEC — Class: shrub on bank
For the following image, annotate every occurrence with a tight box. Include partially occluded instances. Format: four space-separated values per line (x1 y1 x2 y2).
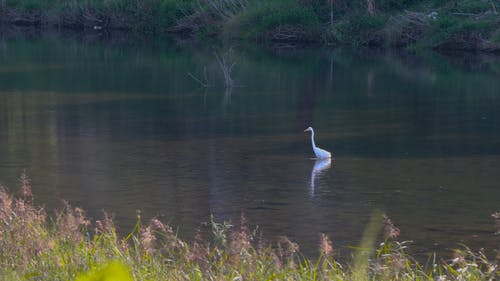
224 0 322 42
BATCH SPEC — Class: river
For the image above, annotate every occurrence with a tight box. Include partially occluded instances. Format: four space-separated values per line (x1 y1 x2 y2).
1 30 499 257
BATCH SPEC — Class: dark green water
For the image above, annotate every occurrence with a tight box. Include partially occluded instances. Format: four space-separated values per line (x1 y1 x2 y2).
1 31 500 257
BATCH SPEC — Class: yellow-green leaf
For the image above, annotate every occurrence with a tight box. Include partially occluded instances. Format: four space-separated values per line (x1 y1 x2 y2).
75 262 133 281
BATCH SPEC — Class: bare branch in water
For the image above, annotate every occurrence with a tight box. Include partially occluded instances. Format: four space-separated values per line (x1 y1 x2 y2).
188 66 211 88
214 49 235 89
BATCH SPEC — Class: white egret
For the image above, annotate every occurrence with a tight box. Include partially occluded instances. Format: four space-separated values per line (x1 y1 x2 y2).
304 127 331 159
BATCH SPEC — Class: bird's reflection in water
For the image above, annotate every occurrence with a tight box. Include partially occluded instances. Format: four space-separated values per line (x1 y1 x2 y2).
310 157 331 195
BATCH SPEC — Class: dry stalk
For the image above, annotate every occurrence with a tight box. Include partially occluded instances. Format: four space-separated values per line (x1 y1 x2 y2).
267 24 317 43
366 0 376 15
490 0 497 14
385 11 430 46
196 0 248 19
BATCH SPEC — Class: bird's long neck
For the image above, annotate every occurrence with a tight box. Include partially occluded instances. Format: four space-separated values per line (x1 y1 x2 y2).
310 130 316 148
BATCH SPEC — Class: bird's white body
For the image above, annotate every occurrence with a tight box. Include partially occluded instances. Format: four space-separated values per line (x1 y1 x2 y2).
304 127 331 159
313 146 331 159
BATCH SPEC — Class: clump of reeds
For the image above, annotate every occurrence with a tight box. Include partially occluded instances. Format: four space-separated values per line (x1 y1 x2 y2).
1 174 499 280
0 172 47 268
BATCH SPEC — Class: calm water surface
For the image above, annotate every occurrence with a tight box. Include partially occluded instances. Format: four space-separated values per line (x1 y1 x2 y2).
1 32 500 257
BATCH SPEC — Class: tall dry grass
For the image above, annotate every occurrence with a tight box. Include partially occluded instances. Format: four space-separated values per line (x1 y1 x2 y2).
0 173 499 280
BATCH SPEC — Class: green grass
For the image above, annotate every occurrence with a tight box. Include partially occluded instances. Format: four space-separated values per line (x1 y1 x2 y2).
333 12 388 46
1 175 499 280
224 0 322 42
493 28 500 43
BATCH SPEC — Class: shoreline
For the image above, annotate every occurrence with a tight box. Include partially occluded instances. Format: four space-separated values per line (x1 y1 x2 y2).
1 0 499 52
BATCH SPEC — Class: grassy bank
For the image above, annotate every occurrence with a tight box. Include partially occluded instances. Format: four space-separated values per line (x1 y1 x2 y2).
0 0 499 51
1 175 500 280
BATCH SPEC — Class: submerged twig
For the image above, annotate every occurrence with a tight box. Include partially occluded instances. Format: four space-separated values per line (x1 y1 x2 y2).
188 66 211 87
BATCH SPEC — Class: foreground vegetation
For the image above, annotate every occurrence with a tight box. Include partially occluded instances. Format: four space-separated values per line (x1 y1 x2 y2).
1 175 499 280
0 0 499 51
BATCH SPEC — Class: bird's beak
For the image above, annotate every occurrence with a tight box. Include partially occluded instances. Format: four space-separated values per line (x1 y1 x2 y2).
303 129 308 132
